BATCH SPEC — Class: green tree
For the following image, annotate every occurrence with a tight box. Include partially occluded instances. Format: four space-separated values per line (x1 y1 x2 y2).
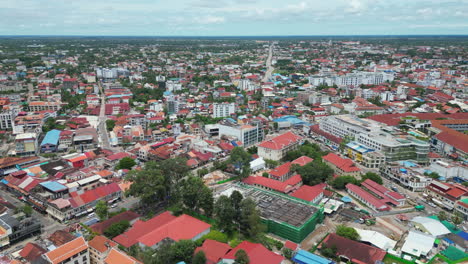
104 220 130 238
126 158 190 207
178 176 214 216
438 211 447 221
360 172 383 185
116 157 136 170
234 249 250 264
282 248 293 259
229 147 252 179
95 200 108 220
336 225 359 240
331 176 359 189
214 195 235 233
321 245 337 259
239 198 265 240
451 212 463 227
230 190 244 224
106 119 116 131
22 205 33 217
170 240 197 264
192 250 207 264
294 161 334 185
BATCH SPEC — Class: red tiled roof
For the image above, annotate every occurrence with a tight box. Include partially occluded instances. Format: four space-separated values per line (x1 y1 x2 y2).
310 124 342 144
258 132 302 150
44 237 88 264
106 152 131 161
222 241 284 264
284 240 298 251
195 239 231 264
291 156 313 166
88 235 117 253
90 211 140 234
346 183 390 211
322 153 361 173
243 174 302 193
19 243 46 262
137 214 211 247
321 234 386 264
113 211 177 248
290 184 325 202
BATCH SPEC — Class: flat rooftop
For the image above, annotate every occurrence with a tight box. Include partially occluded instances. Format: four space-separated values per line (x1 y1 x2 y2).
217 184 319 228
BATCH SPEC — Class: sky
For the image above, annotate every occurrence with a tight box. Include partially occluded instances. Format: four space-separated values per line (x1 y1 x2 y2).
1 0 468 36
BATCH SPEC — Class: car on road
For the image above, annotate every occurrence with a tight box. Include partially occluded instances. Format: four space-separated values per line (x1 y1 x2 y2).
87 213 96 218
110 204 117 208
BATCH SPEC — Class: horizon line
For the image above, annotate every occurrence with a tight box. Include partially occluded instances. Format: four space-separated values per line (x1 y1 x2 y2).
1 34 468 38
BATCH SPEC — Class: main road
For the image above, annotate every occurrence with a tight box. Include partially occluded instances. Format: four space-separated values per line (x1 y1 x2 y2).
262 43 274 83
97 82 112 150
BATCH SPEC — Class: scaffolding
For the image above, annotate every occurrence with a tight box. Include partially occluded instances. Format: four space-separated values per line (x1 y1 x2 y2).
224 183 324 243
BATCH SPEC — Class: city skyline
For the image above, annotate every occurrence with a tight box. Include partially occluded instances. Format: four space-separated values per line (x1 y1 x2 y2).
2 0 468 36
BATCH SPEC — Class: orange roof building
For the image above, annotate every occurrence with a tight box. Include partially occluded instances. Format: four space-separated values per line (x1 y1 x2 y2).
44 237 89 264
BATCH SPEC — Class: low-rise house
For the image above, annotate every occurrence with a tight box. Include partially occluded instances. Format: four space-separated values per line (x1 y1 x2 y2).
90 211 140 235
46 183 122 222
104 248 142 264
243 174 302 194
40 129 61 153
43 237 89 264
425 181 468 210
113 211 211 249
290 184 326 204
346 183 391 211
322 153 361 178
220 241 285 264
320 233 386 264
14 132 38 156
88 235 117 264
195 239 232 264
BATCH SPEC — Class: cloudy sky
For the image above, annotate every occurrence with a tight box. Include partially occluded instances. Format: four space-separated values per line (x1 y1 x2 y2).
1 0 468 36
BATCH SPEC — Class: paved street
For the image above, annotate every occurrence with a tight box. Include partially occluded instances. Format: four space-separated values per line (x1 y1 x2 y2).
0 189 66 253
262 43 274 83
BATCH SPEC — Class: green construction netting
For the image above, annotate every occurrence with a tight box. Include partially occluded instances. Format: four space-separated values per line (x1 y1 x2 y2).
441 246 468 261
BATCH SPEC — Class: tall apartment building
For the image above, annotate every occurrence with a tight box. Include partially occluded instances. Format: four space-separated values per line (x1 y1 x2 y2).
166 96 179 115
212 102 236 118
308 72 394 87
218 123 264 147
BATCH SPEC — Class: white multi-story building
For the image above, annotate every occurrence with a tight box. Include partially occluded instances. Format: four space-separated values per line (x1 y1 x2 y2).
212 103 236 118
218 123 264 147
357 132 430 163
319 115 381 139
309 72 394 87
0 107 20 130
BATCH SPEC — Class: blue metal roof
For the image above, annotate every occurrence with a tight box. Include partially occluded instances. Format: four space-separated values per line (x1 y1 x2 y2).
292 250 335 264
40 129 61 146
40 181 67 192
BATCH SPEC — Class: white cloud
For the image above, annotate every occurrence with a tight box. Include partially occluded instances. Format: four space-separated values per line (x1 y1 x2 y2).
194 16 225 24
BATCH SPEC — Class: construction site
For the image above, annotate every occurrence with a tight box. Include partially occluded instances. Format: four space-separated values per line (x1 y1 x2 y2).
216 183 324 243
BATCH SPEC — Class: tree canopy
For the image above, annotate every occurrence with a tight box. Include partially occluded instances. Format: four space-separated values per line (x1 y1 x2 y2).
126 158 190 207
293 160 334 185
95 200 108 220
336 225 359 240
116 157 136 170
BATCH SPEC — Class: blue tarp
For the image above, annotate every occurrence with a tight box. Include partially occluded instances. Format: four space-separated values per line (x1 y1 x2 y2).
40 129 61 146
1 179 8 184
40 181 67 192
457 231 468 240
292 250 334 264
